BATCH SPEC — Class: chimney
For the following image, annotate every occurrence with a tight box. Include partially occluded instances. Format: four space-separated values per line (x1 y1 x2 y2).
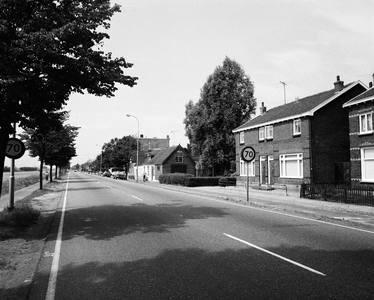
370 82 373 88
259 102 267 114
334 75 344 92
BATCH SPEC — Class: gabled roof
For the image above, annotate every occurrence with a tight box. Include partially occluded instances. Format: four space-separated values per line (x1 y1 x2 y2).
233 80 366 132
343 87 374 107
142 145 182 165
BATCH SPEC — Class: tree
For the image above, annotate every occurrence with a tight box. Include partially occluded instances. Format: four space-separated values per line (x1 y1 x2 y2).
0 0 137 195
19 114 79 189
184 57 256 176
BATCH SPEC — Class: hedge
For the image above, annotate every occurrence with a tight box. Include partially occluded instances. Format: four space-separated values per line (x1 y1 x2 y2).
159 173 194 186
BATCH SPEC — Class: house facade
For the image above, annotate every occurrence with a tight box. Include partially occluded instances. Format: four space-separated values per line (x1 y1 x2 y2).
343 77 374 185
136 145 196 181
233 76 367 191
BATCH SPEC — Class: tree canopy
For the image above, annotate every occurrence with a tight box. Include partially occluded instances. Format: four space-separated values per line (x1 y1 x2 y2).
184 57 256 176
0 0 137 192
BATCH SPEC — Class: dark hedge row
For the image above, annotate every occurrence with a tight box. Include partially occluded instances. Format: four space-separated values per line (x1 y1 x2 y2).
159 174 236 187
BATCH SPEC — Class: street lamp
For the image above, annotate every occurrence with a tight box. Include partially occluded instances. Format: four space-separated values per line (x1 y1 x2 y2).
126 114 139 182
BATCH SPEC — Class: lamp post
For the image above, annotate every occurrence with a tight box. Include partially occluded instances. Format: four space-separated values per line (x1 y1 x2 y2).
126 114 139 182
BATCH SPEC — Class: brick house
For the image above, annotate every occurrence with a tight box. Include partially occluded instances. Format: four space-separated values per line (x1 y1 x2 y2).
138 145 196 181
342 76 374 185
232 76 367 192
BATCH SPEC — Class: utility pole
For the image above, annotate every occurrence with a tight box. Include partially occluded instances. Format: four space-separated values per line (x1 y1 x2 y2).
280 81 287 104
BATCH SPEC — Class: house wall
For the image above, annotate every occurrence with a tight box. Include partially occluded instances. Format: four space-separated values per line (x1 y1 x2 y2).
348 101 374 185
311 85 366 183
236 117 311 186
162 150 195 177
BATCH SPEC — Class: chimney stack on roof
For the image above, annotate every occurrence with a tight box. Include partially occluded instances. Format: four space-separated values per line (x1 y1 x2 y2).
334 75 344 92
259 102 267 114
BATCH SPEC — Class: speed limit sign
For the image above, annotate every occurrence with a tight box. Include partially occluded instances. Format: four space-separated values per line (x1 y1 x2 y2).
240 146 256 162
6 138 26 159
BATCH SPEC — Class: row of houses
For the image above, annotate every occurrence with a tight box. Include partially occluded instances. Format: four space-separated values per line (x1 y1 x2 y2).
233 75 374 191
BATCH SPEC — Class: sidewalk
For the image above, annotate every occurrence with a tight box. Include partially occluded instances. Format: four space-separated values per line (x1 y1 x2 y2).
144 181 374 230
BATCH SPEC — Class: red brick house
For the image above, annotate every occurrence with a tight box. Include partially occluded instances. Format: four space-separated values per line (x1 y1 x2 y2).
139 145 196 181
233 76 367 192
343 77 374 185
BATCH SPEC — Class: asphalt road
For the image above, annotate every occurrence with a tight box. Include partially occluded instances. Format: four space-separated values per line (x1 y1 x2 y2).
30 172 374 299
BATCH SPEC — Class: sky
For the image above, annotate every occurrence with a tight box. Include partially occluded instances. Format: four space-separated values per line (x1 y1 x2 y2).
7 0 374 168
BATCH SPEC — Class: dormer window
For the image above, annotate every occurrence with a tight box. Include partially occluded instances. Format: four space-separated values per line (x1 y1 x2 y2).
293 119 301 136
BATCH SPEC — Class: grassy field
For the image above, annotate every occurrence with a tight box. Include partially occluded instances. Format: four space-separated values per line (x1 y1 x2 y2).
1 172 41 196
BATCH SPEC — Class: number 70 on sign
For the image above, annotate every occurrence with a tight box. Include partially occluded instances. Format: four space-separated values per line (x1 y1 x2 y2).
240 146 256 163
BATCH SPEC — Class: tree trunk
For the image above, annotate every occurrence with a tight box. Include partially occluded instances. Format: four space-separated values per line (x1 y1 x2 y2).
0 124 14 198
49 165 53 182
39 160 44 190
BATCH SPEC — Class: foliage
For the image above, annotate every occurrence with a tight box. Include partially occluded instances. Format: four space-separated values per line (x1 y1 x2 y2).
0 0 137 194
19 114 79 188
185 177 220 187
159 173 194 186
184 57 256 176
92 135 137 175
19 167 38 172
0 204 39 229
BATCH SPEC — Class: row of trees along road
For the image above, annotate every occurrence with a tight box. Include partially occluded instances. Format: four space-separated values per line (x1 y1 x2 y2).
184 57 257 176
0 1 137 196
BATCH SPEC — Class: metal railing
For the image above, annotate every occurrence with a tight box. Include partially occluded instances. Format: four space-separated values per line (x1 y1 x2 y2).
300 183 374 206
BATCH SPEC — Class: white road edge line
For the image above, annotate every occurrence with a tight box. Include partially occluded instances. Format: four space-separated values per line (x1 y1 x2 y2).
45 173 70 300
185 193 374 235
224 233 326 276
131 195 143 201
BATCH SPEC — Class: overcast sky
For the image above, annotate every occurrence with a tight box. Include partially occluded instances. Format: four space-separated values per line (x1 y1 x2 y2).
9 0 374 168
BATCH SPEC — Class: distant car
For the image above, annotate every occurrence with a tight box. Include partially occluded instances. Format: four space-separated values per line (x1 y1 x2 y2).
111 167 126 180
102 170 111 177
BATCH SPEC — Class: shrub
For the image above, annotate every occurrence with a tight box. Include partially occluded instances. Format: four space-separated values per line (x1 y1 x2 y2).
218 177 237 187
159 173 194 186
0 204 39 228
185 177 220 187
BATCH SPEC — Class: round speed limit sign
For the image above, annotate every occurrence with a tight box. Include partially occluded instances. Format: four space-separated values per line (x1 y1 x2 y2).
240 146 256 163
6 138 26 159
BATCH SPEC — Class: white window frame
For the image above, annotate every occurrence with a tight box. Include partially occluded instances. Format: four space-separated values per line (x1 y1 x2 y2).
265 125 273 139
359 112 373 134
293 119 301 136
361 147 374 182
240 158 255 176
239 131 245 144
279 153 303 178
259 127 265 141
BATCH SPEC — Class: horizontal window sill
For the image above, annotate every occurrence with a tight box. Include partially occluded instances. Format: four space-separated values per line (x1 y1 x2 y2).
280 176 303 179
359 132 373 136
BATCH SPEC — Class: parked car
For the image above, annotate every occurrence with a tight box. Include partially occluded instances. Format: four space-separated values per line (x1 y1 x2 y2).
111 167 126 180
102 170 111 177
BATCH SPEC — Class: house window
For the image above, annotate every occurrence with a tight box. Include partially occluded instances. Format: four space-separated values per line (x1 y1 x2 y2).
175 156 183 163
293 119 301 135
361 147 374 182
259 127 265 141
240 158 255 176
265 125 273 139
239 131 245 144
359 112 373 134
280 153 303 178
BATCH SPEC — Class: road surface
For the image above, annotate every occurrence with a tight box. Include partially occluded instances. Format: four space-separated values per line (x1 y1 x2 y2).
30 171 374 299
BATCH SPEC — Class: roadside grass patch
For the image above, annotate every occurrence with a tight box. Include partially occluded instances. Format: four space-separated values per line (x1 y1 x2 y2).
1 174 40 196
0 204 40 240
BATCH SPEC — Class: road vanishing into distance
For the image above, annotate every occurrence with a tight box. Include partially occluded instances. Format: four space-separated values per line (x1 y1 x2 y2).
29 171 374 299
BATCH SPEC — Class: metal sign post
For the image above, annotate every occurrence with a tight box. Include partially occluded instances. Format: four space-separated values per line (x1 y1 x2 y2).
5 126 26 210
240 146 256 203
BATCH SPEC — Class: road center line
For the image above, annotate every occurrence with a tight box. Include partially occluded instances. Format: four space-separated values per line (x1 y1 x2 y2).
223 233 326 277
45 173 70 300
131 195 143 201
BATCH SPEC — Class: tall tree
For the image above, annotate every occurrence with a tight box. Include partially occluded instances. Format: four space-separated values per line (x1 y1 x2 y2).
0 0 137 195
184 57 256 176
